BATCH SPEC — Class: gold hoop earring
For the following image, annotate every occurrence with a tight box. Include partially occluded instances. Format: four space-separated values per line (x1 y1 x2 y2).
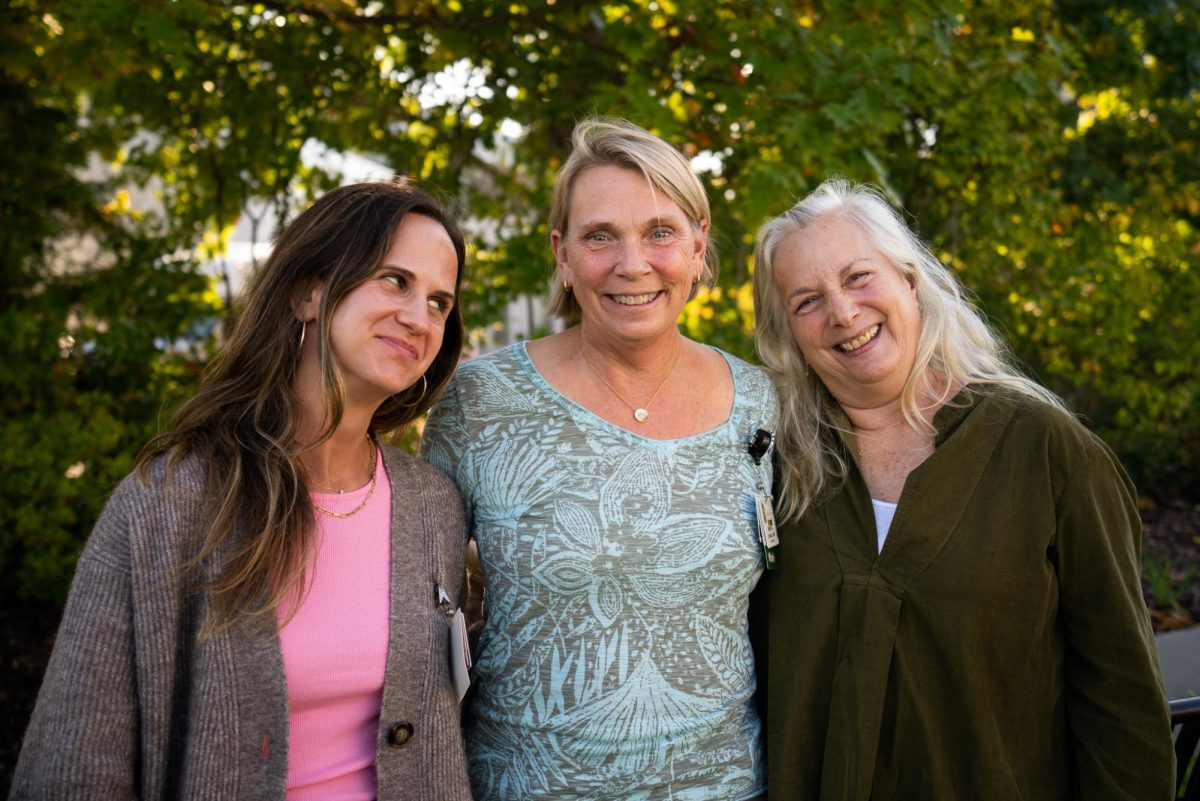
395 374 428 408
298 320 307 351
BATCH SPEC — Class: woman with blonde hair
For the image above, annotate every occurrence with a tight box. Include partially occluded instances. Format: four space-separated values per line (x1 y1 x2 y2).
749 177 1174 800
13 181 473 801
423 117 776 800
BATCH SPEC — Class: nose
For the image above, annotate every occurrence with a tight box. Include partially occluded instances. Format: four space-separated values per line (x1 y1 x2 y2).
396 294 431 335
613 237 652 278
827 290 860 327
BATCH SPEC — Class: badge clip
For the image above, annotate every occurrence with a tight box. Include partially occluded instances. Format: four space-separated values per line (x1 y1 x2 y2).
748 429 774 466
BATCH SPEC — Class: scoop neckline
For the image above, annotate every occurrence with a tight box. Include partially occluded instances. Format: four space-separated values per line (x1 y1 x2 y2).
513 340 741 446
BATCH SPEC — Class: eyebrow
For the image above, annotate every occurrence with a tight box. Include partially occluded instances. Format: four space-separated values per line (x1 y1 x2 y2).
575 213 687 233
785 258 873 302
381 265 457 304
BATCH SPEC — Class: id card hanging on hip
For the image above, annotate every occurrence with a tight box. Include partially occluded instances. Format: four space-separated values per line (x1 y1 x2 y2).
756 493 779 570
439 582 472 703
747 428 778 570
449 607 472 703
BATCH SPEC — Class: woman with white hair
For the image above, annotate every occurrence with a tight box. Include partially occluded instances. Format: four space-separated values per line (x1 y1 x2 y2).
750 177 1173 800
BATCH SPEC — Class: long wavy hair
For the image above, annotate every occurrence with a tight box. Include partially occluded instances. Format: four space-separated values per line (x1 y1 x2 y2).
753 177 1063 522
137 180 466 634
546 116 717 322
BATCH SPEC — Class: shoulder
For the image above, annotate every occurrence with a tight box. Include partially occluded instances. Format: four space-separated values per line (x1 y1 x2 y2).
430 344 542 430
133 450 209 495
381 444 461 501
450 344 522 387
382 443 457 491
433 345 526 414
381 444 467 556
114 450 207 515
83 451 209 572
717 348 775 390
709 347 780 422
970 389 1126 487
978 390 1107 454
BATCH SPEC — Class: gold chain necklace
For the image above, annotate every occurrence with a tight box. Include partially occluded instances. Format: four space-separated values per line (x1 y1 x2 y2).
312 438 377 519
580 341 682 423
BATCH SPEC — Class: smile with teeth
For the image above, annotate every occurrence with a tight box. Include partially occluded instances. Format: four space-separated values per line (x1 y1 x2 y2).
610 292 660 306
836 324 881 353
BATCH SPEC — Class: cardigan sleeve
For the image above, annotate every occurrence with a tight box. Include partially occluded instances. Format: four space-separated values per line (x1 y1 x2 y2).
426 462 468 608
10 484 141 800
1052 434 1175 800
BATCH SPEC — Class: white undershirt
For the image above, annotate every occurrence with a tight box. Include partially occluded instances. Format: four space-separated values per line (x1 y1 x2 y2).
871 498 898 554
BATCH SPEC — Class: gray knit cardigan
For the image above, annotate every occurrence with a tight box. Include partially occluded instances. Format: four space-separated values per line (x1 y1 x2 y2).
10 444 472 801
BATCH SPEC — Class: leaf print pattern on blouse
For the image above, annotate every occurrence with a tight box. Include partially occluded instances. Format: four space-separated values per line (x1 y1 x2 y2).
420 343 779 801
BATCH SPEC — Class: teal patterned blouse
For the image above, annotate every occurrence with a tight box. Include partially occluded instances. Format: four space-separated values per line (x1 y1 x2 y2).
421 342 778 801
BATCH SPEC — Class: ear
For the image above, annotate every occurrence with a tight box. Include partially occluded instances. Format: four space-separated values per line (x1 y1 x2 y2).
693 219 710 280
551 229 572 287
292 280 324 323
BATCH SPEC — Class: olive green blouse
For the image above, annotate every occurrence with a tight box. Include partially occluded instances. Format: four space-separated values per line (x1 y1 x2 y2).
753 391 1174 801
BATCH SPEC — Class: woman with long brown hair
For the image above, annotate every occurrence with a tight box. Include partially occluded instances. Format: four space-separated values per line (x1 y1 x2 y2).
12 180 473 801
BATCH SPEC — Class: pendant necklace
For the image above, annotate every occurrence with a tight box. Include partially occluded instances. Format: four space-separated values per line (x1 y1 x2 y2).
581 340 682 423
311 437 377 519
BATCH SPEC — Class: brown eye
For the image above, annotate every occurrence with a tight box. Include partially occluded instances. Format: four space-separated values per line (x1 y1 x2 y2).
795 295 820 314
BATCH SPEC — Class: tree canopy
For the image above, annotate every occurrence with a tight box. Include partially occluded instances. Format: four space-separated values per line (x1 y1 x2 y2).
3 0 1197 602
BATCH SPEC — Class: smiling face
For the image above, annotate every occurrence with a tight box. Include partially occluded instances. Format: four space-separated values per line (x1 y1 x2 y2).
314 213 459 410
771 213 922 409
552 165 707 347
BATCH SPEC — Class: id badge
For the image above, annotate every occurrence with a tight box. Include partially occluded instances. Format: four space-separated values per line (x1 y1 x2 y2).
449 607 472 703
755 493 779 570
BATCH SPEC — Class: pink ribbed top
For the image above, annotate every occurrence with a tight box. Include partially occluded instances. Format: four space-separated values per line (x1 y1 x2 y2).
278 448 391 800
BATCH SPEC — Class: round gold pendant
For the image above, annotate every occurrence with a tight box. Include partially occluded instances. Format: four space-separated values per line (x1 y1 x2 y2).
633 408 649 422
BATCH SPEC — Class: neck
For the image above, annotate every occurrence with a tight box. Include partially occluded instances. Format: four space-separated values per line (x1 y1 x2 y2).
576 322 685 375
574 325 687 424
836 374 950 436
293 364 379 490
297 421 375 490
840 398 914 435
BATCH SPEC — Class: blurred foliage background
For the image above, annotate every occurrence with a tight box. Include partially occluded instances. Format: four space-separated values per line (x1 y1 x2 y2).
2 0 1197 606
